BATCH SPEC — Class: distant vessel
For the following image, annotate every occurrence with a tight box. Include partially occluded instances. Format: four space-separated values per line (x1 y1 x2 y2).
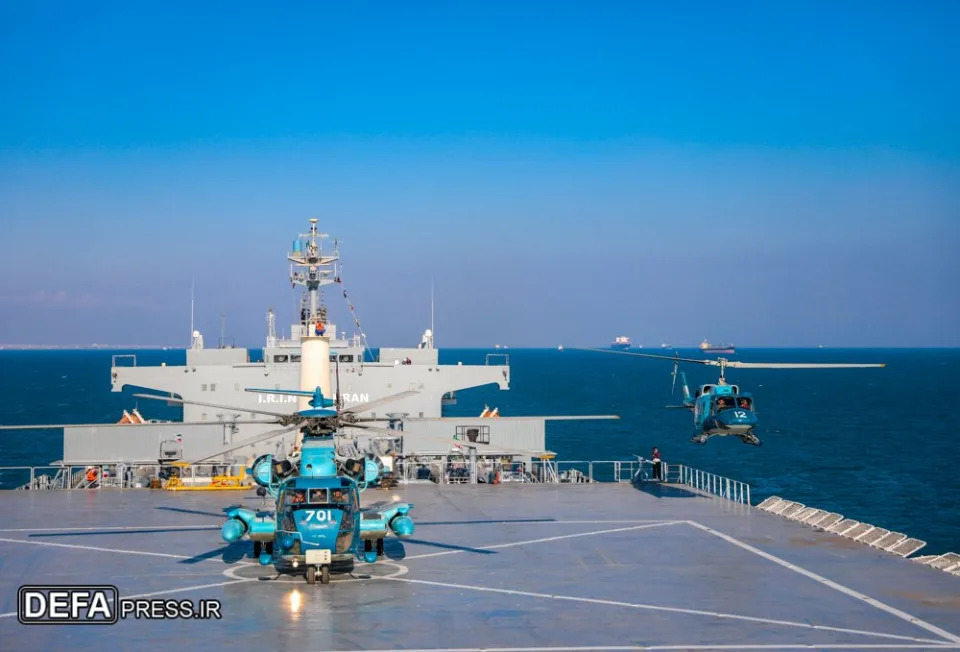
611 336 631 351
699 339 735 355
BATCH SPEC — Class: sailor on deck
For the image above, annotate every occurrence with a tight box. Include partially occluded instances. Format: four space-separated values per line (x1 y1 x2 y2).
651 447 662 481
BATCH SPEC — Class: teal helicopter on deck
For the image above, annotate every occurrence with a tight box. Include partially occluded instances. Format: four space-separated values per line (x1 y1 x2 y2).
137 384 425 584
590 350 885 446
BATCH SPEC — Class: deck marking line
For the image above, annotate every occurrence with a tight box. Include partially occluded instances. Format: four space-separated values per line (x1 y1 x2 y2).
221 559 409 584
686 520 960 645
321 645 958 651
0 524 220 533
0 536 196 560
379 576 946 645
419 520 673 526
121 578 257 601
405 521 681 560
0 536 254 567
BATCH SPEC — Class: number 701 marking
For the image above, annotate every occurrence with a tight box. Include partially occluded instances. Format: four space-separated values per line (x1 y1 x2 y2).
302 509 333 523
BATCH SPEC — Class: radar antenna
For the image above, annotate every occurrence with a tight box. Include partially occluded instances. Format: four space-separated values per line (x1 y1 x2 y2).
288 218 339 330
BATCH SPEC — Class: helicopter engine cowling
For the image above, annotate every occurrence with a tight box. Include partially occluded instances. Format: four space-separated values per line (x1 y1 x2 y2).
221 506 276 544
389 515 415 537
221 518 246 543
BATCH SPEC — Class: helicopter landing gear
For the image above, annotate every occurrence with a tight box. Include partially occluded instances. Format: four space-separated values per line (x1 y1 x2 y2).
376 538 384 557
306 565 330 585
253 541 262 557
691 434 709 445
740 433 762 446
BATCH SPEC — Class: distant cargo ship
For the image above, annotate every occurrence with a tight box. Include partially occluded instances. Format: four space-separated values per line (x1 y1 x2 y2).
699 339 735 355
611 336 631 351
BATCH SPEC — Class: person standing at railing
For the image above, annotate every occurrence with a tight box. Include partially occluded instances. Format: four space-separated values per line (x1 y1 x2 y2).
651 447 662 481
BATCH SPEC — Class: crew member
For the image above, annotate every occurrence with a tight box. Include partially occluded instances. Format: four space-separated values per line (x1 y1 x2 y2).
651 447 662 481
85 466 98 487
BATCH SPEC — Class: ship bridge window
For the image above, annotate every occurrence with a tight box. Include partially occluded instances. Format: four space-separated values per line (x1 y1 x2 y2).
273 355 289 363
290 354 301 362
338 354 354 363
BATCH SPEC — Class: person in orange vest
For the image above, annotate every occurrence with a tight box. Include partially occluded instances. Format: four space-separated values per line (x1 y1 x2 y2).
85 467 98 486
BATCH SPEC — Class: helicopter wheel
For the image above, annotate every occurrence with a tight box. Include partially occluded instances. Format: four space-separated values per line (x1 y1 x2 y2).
306 565 317 585
253 541 262 557
376 538 384 557
320 565 330 585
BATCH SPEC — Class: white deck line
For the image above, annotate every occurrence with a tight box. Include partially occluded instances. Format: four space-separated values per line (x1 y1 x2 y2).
685 520 960 645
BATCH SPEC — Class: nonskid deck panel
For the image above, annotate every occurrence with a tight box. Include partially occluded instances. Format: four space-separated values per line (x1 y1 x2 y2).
1 483 958 651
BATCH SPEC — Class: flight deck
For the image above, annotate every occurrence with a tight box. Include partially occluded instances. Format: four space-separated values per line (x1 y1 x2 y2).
1 483 958 651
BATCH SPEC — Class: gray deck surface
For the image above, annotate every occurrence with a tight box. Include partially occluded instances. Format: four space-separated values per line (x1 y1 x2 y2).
1 483 958 651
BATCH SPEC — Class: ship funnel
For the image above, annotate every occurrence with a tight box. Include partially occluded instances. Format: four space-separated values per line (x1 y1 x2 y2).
299 330 331 412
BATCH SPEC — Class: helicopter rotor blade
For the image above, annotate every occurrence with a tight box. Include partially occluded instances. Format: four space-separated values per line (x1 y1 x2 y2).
341 390 420 416
192 423 301 463
0 419 279 431
724 362 886 369
133 393 289 419
348 423 550 457
581 349 714 365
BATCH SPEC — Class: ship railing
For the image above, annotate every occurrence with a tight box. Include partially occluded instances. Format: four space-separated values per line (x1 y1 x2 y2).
111 354 137 368
1 460 743 504
675 465 751 505
0 462 249 490
484 353 509 366
531 459 678 485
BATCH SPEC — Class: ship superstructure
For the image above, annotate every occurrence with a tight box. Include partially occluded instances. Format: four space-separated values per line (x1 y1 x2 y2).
610 335 631 351
65 219 517 465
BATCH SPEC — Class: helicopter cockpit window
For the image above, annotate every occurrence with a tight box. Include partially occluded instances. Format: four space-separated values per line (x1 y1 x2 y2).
329 488 348 504
715 397 733 411
283 489 307 506
737 397 753 409
308 488 328 503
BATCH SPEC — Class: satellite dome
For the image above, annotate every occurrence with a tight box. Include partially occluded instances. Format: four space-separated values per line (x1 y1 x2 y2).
192 330 201 338
424 329 433 337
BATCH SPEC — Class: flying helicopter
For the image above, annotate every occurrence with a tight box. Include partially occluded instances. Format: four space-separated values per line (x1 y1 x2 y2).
589 349 885 446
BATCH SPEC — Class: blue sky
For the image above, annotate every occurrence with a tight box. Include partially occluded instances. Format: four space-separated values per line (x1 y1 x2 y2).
0 1 957 347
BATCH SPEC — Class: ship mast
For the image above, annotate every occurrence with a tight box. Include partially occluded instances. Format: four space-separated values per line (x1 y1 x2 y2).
288 218 339 330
